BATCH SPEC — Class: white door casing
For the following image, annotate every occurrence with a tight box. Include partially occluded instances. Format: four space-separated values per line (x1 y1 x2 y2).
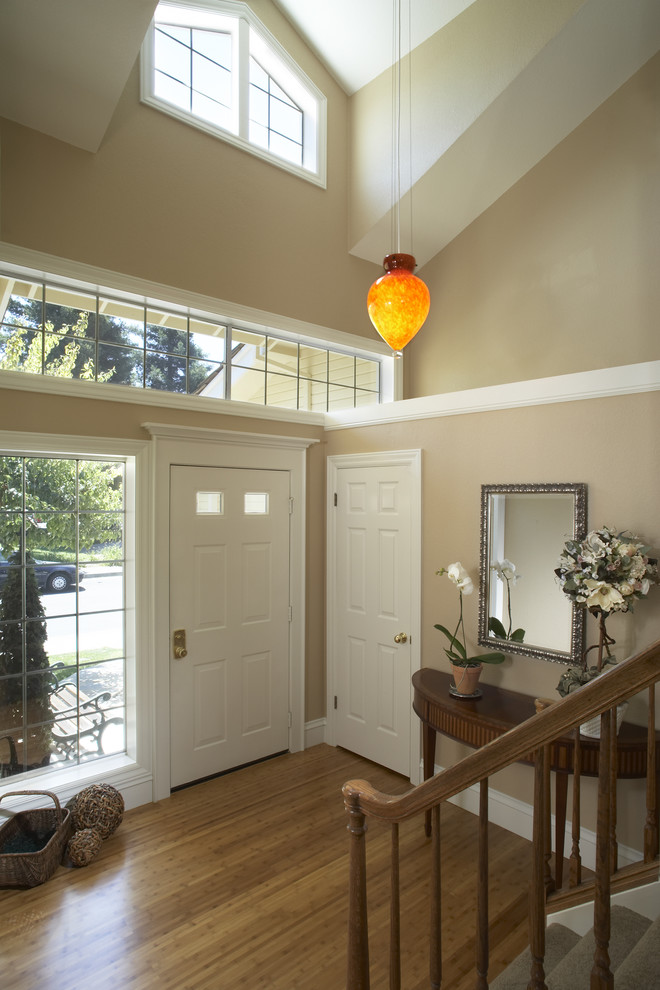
169 465 290 787
145 422 317 801
327 450 421 782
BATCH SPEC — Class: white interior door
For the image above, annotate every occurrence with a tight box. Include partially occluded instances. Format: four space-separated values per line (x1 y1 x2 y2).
169 465 290 788
328 452 421 778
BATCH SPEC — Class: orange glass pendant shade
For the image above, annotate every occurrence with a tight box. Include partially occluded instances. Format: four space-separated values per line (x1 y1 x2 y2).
367 254 430 356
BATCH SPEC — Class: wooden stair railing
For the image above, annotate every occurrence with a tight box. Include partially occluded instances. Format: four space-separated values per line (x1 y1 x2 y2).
343 638 660 990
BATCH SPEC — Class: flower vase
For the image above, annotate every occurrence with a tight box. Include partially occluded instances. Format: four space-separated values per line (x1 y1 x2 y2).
449 662 482 699
579 702 628 738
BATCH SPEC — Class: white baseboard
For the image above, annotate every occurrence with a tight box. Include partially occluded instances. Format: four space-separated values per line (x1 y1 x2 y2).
548 880 660 933
432 762 643 875
304 718 327 749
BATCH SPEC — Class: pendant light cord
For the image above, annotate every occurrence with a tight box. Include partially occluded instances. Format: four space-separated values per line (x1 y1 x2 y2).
391 0 413 259
391 0 401 253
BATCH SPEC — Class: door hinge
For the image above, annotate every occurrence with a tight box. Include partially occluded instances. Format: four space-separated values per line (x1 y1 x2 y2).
288 605 293 622
288 711 293 728
289 497 294 514
334 695 338 710
333 492 337 507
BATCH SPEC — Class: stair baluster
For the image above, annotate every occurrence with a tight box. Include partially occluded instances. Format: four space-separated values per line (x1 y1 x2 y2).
543 744 553 894
430 804 442 990
529 748 548 990
390 823 401 989
609 707 619 875
570 726 582 887
476 778 489 990
591 709 614 989
644 685 658 860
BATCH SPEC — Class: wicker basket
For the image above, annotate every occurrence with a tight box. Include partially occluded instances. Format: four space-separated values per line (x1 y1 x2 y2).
0 790 73 888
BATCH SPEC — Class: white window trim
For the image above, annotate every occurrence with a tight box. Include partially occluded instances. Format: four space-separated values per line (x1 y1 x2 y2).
0 431 154 812
0 242 396 412
140 0 327 188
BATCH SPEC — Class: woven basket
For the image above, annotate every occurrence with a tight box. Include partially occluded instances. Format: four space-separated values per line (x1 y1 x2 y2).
0 790 73 887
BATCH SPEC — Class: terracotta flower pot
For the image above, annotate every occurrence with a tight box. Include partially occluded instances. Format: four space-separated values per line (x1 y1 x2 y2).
449 662 482 697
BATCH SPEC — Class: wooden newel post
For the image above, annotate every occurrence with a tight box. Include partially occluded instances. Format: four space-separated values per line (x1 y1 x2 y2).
344 785 370 990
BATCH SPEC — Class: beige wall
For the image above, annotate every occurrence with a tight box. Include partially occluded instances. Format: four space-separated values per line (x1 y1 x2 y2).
0 385 328 721
0 1 378 341
325 390 660 841
0 3 658 842
405 51 660 397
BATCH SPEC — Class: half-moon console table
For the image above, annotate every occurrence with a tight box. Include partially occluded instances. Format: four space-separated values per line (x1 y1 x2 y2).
412 667 659 888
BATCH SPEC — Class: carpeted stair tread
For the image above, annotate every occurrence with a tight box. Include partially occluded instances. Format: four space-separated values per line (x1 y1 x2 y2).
613 913 660 990
490 924 580 990
546 905 651 990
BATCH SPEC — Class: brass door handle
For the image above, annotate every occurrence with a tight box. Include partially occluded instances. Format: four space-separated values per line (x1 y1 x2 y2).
394 632 408 644
173 628 188 659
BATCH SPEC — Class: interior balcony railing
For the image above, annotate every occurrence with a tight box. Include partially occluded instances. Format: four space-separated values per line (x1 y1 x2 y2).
343 638 660 990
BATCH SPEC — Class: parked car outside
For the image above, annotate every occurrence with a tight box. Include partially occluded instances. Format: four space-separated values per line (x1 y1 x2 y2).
0 554 85 593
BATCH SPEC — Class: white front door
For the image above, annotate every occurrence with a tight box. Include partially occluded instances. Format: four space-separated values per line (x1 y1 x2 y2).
169 465 290 787
328 451 421 779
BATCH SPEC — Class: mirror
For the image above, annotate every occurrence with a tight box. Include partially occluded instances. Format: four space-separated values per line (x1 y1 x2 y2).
478 483 587 664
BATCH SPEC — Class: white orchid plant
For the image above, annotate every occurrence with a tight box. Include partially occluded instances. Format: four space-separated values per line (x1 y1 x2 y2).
488 559 525 643
435 562 506 667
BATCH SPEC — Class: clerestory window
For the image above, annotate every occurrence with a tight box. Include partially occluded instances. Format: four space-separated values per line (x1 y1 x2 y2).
141 0 326 186
0 270 384 411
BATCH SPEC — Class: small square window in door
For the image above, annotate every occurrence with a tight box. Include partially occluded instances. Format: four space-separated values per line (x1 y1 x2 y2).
244 493 269 514
196 491 224 514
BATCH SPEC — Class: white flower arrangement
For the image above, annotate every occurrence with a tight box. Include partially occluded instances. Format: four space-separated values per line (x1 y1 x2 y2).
555 527 658 695
555 527 658 615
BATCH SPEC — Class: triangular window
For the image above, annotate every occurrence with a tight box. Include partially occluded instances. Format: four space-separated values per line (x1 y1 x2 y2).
141 1 326 186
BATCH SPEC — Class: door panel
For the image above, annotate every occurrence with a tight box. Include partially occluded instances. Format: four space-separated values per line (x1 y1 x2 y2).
170 465 290 787
332 458 416 776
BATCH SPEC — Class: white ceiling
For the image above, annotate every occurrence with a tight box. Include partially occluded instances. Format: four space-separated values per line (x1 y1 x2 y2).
271 0 478 95
1 1 659 269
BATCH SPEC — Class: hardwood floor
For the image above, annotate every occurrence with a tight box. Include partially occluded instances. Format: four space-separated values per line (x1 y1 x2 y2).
2 746 531 989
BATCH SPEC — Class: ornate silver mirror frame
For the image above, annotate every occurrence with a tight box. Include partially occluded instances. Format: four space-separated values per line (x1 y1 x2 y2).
478 482 588 664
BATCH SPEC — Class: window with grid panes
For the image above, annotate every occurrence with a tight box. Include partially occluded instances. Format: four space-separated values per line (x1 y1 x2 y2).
0 269 382 411
0 454 128 777
141 1 326 186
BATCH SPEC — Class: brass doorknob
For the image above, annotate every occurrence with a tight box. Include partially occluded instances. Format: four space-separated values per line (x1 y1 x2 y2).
394 632 408 644
173 628 188 659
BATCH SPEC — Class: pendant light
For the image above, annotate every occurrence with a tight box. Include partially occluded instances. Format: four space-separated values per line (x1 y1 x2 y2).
367 0 430 357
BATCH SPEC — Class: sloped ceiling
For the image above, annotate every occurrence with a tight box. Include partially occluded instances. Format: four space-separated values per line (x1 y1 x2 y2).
0 0 158 152
1 0 659 269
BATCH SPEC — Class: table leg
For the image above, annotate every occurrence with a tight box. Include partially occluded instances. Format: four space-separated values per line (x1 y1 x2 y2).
554 772 568 889
423 724 437 837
